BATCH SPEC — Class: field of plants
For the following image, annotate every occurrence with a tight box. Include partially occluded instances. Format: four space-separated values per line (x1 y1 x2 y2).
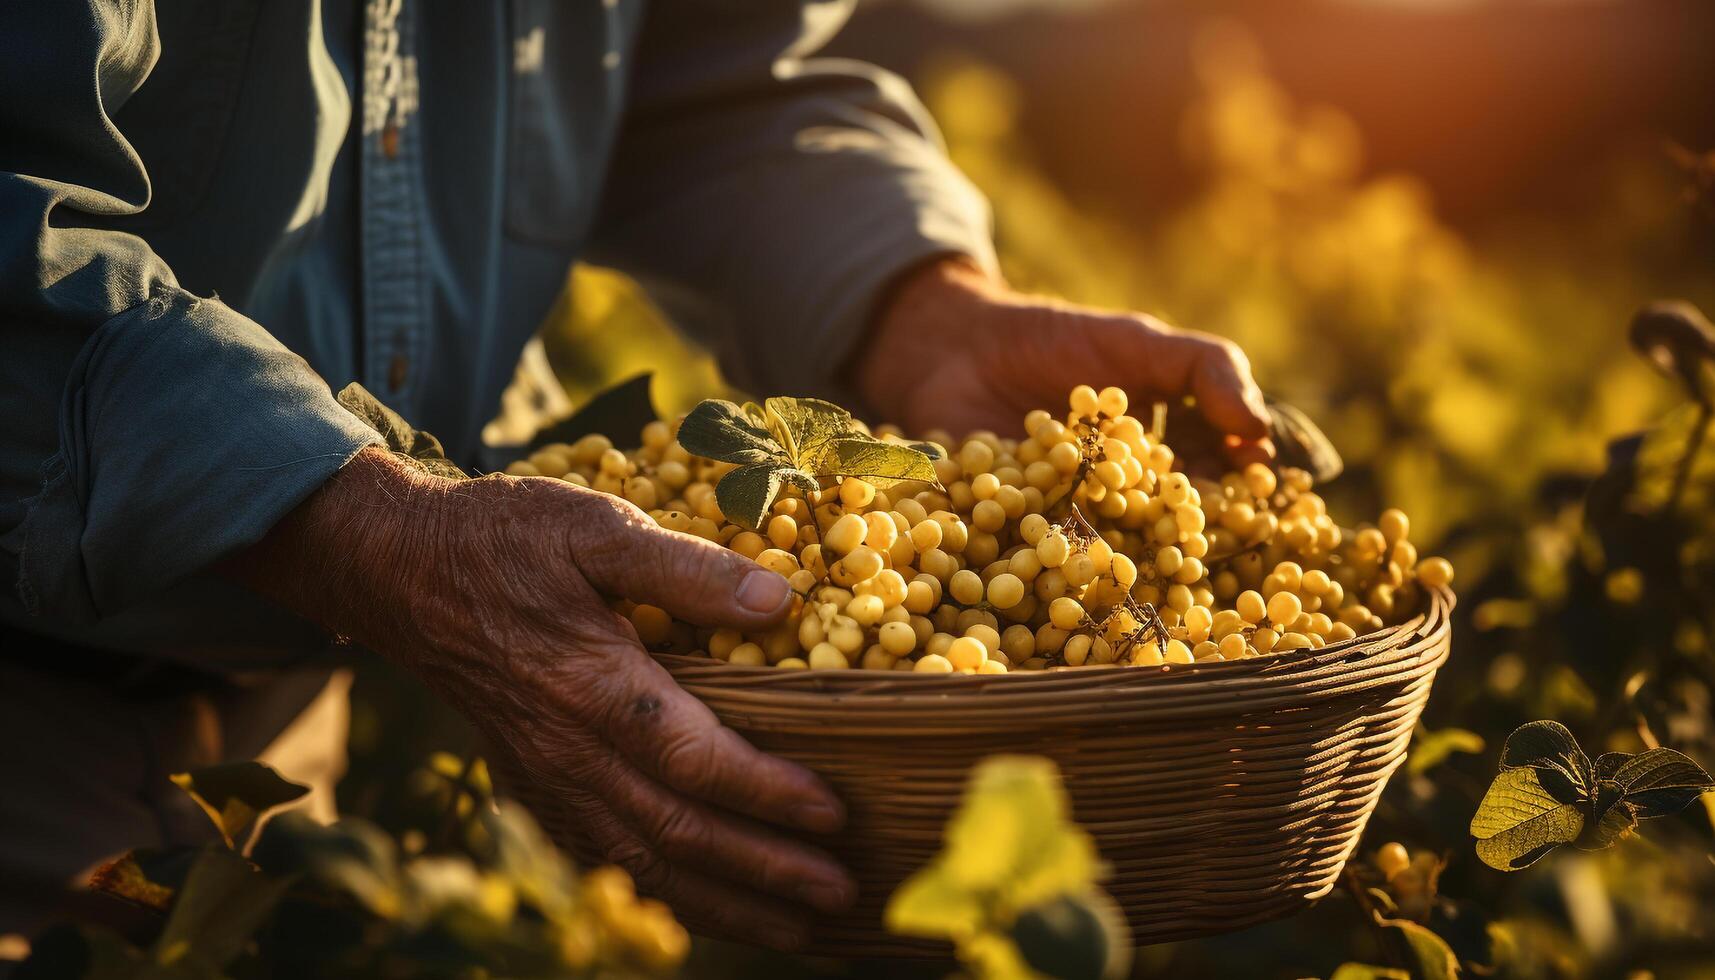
19 4 1715 979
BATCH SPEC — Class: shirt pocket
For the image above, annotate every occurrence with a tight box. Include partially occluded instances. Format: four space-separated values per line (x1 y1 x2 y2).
504 0 632 248
105 0 265 230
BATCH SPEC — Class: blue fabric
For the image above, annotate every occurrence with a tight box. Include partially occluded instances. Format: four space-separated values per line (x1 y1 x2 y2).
0 0 995 662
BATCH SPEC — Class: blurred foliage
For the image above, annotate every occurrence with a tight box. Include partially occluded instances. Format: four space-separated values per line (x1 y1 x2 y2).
884 756 1128 980
22 760 686 980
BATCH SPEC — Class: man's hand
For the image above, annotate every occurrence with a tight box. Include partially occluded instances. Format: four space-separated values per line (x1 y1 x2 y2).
226 448 853 950
856 258 1273 468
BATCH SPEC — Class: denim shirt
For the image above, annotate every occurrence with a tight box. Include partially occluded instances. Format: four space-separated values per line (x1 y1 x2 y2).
0 0 995 665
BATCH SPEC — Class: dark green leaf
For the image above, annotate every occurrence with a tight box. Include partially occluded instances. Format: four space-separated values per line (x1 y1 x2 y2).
1008 891 1131 980
713 463 818 530
526 372 658 453
1470 767 1585 871
1598 747 1715 818
153 844 293 971
1379 917 1460 980
762 396 851 470
170 762 309 850
1574 787 1637 851
251 812 402 919
336 382 466 480
1628 300 1715 405
676 399 785 466
1266 397 1344 483
1498 721 1591 804
821 437 941 489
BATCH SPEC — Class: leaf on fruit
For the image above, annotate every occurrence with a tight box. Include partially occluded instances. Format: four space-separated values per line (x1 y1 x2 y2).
762 396 851 470
1497 720 1590 805
685 395 943 527
337 382 467 480
170 762 310 850
1597 746 1715 818
822 437 940 489
1470 767 1585 871
1408 726 1487 776
675 399 786 466
714 462 820 530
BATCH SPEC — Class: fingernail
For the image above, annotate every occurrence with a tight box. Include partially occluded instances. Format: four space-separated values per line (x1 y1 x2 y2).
790 800 844 833
799 880 856 912
737 569 790 614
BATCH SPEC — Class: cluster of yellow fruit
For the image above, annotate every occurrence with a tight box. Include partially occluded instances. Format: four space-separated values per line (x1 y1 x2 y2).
505 386 1453 673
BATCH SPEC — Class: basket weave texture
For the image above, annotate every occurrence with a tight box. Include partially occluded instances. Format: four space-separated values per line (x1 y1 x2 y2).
640 587 1453 957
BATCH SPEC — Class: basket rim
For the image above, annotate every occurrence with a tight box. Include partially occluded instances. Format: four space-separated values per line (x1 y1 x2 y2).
652 586 1453 702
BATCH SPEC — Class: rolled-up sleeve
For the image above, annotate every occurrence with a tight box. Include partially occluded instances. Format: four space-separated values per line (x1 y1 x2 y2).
0 3 379 625
584 0 998 399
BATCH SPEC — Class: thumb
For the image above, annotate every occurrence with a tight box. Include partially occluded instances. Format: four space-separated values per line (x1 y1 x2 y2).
570 493 793 630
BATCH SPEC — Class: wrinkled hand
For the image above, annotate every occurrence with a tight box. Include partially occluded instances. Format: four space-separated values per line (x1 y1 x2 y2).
855 258 1273 468
228 448 853 950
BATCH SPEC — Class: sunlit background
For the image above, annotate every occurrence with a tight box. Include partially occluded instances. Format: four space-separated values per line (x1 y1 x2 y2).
408 1 1715 975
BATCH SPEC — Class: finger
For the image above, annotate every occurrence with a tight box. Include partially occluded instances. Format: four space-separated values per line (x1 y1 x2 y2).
570 491 792 629
594 755 855 912
580 795 815 951
1052 310 1269 441
1184 333 1272 441
1222 435 1276 470
594 646 848 835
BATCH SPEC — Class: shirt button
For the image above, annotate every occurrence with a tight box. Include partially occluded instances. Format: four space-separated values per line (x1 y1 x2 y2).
381 122 400 160
388 354 409 391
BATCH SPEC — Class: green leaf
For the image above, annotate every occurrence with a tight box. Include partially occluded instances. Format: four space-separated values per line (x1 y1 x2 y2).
1470 767 1585 870
1380 917 1461 980
1497 720 1591 805
713 462 819 530
820 437 941 489
1008 891 1131 980
152 844 293 971
676 399 786 465
762 396 851 469
170 762 309 850
337 382 466 480
884 862 990 940
886 756 1105 945
483 800 578 920
250 811 403 919
1573 792 1637 851
1408 727 1487 777
1598 747 1715 818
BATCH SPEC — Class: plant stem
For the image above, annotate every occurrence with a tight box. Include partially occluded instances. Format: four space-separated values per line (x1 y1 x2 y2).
1669 402 1711 516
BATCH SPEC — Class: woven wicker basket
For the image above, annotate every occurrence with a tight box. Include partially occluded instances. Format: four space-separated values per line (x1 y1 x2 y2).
641 586 1453 957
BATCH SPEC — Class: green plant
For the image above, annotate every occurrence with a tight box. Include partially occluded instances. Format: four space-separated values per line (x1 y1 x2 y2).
885 755 1130 980
1469 720 1713 870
